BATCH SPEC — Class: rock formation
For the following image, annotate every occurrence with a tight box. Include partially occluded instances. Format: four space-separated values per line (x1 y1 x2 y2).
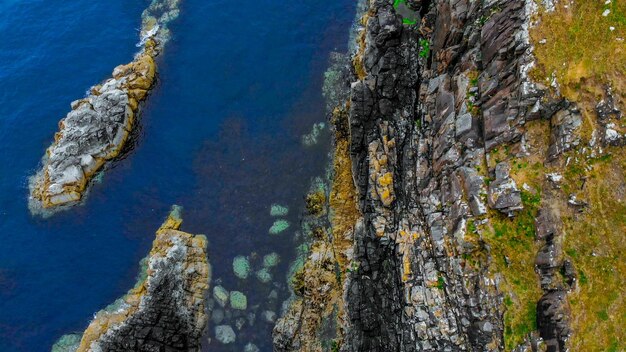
52 206 210 352
276 0 626 351
29 0 181 214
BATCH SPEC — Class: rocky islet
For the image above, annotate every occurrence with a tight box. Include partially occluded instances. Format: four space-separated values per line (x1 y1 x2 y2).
53 206 210 352
29 0 181 214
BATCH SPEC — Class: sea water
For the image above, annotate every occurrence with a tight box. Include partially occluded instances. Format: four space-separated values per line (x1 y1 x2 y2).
0 0 356 350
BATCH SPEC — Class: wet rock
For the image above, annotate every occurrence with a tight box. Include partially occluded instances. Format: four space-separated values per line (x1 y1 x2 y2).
51 334 81 352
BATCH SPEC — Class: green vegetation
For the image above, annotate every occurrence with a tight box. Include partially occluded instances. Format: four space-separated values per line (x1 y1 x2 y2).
393 0 418 25
481 171 543 350
330 339 340 352
436 276 445 290
418 39 430 59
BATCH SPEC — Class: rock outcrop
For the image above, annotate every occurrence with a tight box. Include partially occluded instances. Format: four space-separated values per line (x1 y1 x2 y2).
29 0 181 214
274 0 600 350
52 206 210 352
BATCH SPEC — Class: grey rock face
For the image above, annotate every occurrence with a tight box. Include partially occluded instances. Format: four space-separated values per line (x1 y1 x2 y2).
537 290 571 352
488 162 523 215
547 106 582 160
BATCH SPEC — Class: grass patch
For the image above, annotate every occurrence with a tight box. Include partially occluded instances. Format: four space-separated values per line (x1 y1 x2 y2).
559 149 626 350
531 0 626 107
483 190 543 350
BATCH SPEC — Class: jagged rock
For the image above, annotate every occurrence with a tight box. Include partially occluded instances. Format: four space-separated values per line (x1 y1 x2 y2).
535 235 561 289
596 87 622 122
548 107 582 160
56 207 210 352
537 290 571 352
560 259 577 289
488 162 523 215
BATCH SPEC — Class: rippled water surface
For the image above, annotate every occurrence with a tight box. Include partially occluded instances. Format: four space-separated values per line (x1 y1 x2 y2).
0 0 356 350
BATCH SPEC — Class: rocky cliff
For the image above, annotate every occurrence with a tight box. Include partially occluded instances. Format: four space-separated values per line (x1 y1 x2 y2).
52 206 210 352
275 0 625 351
29 0 181 214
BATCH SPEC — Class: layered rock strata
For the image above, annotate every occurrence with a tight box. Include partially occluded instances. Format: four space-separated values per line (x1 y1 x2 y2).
29 0 181 213
53 206 210 352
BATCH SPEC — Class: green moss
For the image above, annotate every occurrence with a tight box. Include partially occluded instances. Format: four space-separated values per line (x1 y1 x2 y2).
578 270 588 285
485 186 543 350
597 310 610 321
436 276 445 290
418 39 430 59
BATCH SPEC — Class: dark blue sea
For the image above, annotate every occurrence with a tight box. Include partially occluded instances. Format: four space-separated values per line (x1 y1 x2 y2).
0 0 356 350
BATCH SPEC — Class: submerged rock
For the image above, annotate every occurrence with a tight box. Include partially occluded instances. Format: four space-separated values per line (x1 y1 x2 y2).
244 342 261 352
255 268 272 283
51 334 81 352
55 206 210 352
302 122 327 146
270 204 289 217
233 255 251 279
230 291 248 310
213 285 229 307
215 325 236 344
29 0 181 214
263 252 280 268
269 220 290 235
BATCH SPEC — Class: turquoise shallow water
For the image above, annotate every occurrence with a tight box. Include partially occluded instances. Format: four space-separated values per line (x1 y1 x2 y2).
0 0 355 350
